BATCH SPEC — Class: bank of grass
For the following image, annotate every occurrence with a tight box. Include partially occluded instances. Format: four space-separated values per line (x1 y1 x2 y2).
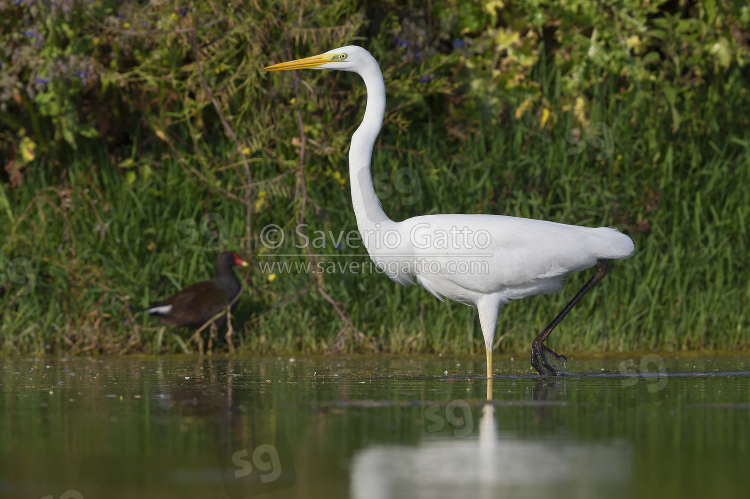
1 68 748 356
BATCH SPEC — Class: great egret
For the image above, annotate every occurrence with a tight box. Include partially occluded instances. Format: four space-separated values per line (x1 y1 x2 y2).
265 46 634 396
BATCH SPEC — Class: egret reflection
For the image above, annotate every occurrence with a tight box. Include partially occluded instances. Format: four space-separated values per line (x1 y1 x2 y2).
351 403 632 499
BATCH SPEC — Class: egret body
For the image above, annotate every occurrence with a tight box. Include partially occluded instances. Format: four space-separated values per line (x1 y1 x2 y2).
265 46 634 398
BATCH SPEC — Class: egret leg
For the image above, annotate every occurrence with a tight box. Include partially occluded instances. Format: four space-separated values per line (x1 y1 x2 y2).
531 259 609 375
486 347 493 401
477 297 501 400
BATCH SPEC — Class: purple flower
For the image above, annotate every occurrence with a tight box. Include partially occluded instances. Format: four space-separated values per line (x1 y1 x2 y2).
453 39 465 49
139 21 149 26
396 40 411 48
14 0 23 5
23 31 40 38
35 77 49 85
180 9 188 17
419 76 428 83
74 71 88 78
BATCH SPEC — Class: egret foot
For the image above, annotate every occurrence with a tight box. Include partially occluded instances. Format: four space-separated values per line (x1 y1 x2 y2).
530 341 567 375
529 259 609 376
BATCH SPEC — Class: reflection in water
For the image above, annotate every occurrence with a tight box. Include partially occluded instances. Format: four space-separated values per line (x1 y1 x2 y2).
2 356 749 498
351 403 632 499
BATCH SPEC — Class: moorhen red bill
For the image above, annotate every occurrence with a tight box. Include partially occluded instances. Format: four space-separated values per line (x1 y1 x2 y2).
144 251 248 327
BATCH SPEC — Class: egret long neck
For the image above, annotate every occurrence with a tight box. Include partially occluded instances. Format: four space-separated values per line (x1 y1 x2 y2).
349 60 391 239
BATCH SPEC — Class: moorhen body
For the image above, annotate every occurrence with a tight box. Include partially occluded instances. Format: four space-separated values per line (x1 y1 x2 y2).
144 251 248 327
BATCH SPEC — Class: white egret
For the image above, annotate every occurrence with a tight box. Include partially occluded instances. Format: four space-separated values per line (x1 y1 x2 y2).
265 46 634 396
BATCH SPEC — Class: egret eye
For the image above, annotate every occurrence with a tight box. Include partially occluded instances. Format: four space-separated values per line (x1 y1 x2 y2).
340 53 347 60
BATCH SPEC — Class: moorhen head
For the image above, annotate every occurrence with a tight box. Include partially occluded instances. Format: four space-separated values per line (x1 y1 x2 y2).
144 251 248 327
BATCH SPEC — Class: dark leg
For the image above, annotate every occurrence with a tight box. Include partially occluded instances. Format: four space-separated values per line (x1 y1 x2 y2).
531 259 609 375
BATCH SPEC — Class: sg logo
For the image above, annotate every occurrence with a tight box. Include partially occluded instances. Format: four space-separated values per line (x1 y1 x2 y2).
619 354 668 393
219 432 296 498
424 399 475 437
231 443 282 482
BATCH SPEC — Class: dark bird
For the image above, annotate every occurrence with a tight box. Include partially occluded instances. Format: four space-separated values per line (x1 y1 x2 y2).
144 251 248 327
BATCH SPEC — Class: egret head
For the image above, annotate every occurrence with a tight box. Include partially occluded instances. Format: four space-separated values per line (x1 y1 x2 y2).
263 45 373 73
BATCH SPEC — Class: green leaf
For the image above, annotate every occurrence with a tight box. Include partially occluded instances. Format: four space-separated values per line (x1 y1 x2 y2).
642 52 661 65
0 183 15 224
78 124 99 138
662 86 681 133
119 158 137 169
61 124 76 147
647 29 668 40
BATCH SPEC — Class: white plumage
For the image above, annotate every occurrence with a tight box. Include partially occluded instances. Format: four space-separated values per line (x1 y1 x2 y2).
143 304 173 316
265 46 634 398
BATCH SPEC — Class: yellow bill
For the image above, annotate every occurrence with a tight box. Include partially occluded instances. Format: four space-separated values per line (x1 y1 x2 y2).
263 54 330 72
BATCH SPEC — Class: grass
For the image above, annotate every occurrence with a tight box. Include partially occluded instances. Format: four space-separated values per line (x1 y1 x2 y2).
1 67 748 357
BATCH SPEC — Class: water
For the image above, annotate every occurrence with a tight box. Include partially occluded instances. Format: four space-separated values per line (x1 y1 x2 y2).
1 354 748 498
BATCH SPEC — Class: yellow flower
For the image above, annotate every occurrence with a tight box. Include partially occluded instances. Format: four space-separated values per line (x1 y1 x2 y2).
290 97 296 105
20 137 36 163
573 97 588 127
242 147 250 155
494 28 520 50
254 190 267 211
515 98 534 120
268 273 276 282
171 13 179 22
540 107 550 128
333 170 346 188
484 1 505 15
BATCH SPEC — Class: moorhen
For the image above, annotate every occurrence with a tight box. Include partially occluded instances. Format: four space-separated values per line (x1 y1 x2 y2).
144 251 248 327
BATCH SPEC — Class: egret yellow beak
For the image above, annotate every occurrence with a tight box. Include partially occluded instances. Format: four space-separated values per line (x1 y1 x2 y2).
263 54 329 72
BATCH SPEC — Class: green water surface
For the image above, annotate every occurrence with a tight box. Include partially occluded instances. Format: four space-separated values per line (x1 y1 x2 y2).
1 354 748 498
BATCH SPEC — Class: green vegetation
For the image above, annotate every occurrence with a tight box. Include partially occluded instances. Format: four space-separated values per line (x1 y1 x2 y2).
1 1 748 355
